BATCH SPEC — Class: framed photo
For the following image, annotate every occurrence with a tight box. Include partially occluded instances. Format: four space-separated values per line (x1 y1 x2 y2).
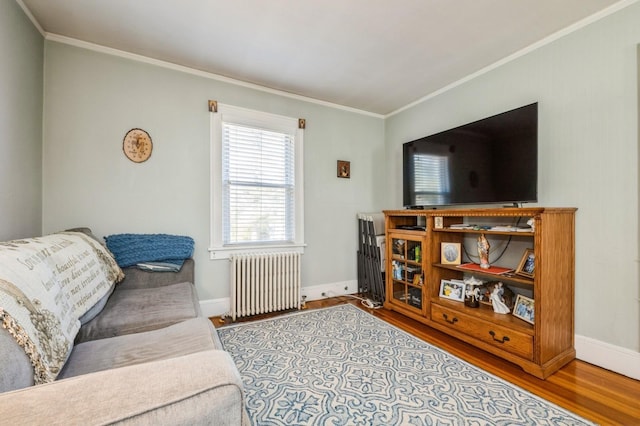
441 242 461 265
515 248 535 278
512 294 535 324
337 160 350 178
412 273 423 286
439 279 465 302
434 216 444 229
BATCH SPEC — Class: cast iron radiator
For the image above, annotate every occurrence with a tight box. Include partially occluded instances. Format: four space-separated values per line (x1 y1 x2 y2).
228 252 301 321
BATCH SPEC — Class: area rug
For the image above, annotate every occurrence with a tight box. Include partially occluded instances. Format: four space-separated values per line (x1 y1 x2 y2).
218 304 592 425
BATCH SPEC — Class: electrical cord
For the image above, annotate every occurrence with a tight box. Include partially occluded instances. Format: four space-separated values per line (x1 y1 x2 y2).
342 293 383 309
461 217 521 264
462 236 511 264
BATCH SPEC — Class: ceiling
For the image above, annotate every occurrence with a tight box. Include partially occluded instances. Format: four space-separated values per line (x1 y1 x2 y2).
20 0 627 115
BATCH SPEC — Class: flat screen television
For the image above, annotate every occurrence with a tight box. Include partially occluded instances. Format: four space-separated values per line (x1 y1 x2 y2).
403 103 538 208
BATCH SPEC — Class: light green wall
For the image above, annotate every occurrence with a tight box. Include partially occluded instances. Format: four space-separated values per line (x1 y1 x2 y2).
41 42 386 300
386 3 640 351
0 0 43 240
32 0 640 354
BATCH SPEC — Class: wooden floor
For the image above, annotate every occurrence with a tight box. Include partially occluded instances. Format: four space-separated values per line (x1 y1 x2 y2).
213 296 640 425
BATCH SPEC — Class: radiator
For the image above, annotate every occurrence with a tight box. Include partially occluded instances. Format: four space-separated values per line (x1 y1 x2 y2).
229 252 301 321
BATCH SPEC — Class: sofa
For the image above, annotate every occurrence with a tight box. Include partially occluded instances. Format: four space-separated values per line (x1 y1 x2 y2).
0 229 247 425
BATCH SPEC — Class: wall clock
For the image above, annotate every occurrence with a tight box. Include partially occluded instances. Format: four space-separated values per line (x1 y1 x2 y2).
123 128 153 163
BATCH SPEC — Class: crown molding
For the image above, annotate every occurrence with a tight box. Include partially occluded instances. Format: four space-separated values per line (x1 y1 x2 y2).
18 0 638 119
15 0 45 37
385 0 640 118
43 33 384 119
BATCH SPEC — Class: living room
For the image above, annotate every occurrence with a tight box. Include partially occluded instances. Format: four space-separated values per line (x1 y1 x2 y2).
1 0 638 418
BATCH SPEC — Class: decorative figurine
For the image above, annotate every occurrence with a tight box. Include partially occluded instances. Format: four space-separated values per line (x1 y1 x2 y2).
477 233 490 269
465 286 481 308
464 276 483 308
490 282 511 314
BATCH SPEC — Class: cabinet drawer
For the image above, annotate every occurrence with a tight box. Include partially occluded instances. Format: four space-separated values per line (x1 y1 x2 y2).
431 304 533 360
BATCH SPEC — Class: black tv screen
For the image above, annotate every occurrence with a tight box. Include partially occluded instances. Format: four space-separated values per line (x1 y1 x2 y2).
403 103 538 208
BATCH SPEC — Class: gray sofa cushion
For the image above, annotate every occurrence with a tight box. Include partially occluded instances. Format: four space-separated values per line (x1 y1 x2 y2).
59 318 220 379
65 227 103 245
76 281 200 343
117 258 195 290
1 351 247 426
78 283 116 325
0 328 34 392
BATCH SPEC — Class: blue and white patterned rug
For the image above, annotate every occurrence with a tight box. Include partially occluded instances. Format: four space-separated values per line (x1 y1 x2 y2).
218 304 592 425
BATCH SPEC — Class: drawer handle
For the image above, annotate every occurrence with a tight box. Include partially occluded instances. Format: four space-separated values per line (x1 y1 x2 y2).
489 330 510 344
442 313 458 324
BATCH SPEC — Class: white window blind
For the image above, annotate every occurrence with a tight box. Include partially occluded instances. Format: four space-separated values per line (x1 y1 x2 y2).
209 103 305 259
222 123 295 245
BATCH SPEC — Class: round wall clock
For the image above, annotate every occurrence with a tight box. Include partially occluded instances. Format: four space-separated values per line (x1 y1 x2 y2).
122 128 153 163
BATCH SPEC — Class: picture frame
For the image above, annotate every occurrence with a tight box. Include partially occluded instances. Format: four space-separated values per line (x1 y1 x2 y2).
441 242 461 265
412 273 422 286
337 160 350 178
512 294 535 324
439 279 465 302
434 216 444 229
515 248 535 278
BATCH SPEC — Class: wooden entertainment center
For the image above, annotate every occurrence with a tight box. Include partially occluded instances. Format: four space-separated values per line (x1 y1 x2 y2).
384 207 576 379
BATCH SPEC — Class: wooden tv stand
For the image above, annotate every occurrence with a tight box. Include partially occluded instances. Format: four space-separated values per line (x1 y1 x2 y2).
383 207 576 379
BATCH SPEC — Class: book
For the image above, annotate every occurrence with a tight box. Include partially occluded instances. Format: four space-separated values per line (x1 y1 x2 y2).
457 263 513 275
489 225 533 232
449 224 475 230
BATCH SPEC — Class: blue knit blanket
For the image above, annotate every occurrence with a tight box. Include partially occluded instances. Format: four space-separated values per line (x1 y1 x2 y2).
104 234 194 269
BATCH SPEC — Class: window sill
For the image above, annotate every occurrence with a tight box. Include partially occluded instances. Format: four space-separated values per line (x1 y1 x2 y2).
208 243 306 260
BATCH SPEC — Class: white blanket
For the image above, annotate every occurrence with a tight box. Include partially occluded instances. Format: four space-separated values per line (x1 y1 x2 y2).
0 232 123 384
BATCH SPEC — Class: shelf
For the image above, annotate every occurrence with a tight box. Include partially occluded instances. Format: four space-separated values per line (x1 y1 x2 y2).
393 278 423 289
432 298 534 335
435 228 534 237
388 228 426 236
433 263 534 286
392 256 421 266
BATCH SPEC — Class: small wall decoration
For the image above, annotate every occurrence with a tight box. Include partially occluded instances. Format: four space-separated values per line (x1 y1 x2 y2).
439 279 465 302
337 160 350 178
515 248 535 278
513 294 535 324
123 128 153 163
441 242 461 265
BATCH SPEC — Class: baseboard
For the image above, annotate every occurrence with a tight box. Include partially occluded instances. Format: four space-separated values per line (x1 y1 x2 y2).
201 296 639 381
300 280 359 302
575 334 640 380
199 279 359 318
199 298 230 318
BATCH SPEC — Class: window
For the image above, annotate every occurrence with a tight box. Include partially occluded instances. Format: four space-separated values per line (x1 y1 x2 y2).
413 154 450 206
222 124 293 244
210 104 304 259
